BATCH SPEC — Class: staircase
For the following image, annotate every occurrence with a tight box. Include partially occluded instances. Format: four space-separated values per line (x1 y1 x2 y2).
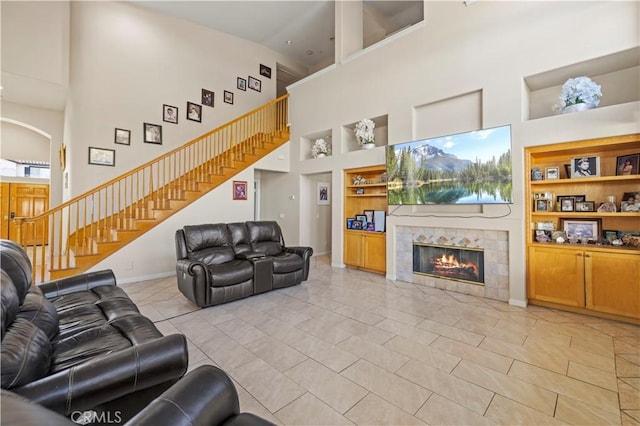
16 95 289 284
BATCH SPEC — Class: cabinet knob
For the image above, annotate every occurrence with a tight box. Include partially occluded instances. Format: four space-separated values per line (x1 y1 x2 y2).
585 254 591 258
576 253 583 257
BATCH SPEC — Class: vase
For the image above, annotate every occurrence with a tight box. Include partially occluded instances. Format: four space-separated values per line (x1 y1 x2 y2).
561 103 593 114
361 143 375 150
316 153 326 158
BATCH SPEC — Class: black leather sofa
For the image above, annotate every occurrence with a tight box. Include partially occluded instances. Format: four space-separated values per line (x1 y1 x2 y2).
0 239 189 422
175 221 313 307
2 365 276 426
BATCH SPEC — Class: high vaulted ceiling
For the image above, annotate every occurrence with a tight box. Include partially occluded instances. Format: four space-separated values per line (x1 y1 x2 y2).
131 1 423 70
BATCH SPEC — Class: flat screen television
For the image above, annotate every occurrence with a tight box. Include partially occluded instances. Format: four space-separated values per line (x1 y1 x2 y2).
386 124 512 205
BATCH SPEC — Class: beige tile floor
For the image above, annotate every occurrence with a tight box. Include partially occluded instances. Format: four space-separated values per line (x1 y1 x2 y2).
121 255 640 425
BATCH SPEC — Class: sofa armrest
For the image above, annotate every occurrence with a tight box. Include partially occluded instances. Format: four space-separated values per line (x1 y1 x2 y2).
176 259 209 307
127 365 243 425
13 334 188 416
285 246 314 280
38 270 117 299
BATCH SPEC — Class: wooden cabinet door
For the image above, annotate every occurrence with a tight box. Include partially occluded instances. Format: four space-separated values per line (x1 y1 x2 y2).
586 251 640 319
344 232 363 267
528 246 585 307
364 233 386 273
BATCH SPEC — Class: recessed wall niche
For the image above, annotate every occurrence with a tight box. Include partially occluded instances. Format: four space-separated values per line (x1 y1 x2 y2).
301 130 333 160
524 47 640 120
342 114 388 153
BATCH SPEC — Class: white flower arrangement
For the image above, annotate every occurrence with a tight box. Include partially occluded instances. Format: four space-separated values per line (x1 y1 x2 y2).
556 76 602 111
354 118 376 145
311 138 331 158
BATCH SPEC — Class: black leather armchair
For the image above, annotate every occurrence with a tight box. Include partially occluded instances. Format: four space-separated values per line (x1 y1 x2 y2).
2 365 276 426
0 239 189 421
246 221 313 289
175 223 254 307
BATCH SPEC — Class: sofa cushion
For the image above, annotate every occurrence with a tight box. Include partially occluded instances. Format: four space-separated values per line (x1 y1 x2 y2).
183 224 232 252
0 242 32 304
208 259 254 287
1 318 52 388
191 247 236 266
247 221 285 256
272 253 304 274
228 222 252 255
52 323 132 372
16 292 59 340
1 271 20 340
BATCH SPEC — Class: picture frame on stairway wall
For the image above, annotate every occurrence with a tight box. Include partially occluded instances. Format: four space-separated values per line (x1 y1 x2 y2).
224 91 234 105
248 76 261 92
114 128 130 145
237 77 247 91
143 123 162 144
260 64 271 79
202 89 214 107
88 147 115 167
163 104 179 124
187 102 202 123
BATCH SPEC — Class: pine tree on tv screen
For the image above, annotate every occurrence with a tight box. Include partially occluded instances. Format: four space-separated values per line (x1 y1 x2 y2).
386 125 512 205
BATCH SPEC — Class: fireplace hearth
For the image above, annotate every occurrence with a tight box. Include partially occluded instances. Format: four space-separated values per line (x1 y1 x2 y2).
413 243 484 285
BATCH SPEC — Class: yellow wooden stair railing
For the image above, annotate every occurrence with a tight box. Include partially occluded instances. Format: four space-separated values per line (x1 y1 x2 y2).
15 95 289 283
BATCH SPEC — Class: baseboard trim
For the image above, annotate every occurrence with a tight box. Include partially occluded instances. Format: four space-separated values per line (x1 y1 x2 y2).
118 271 175 285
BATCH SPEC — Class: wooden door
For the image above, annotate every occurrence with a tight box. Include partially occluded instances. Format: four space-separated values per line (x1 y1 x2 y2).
0 183 10 240
586 251 640 319
528 246 585 307
364 232 386 274
344 231 363 267
3 183 49 245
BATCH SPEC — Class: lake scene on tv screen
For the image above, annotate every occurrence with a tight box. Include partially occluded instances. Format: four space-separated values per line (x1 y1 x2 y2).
386 125 512 205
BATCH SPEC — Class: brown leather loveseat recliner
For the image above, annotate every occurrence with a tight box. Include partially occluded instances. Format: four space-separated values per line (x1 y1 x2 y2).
175 221 313 307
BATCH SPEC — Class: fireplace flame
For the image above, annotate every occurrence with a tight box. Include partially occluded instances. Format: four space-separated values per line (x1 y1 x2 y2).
437 253 478 276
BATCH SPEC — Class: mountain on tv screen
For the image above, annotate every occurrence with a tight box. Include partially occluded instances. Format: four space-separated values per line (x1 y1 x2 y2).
385 125 512 205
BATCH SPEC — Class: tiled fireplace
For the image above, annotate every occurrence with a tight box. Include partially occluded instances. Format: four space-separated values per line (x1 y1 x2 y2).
397 226 509 301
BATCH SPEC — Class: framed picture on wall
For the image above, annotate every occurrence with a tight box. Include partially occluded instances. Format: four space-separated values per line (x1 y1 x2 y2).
143 123 162 144
88 147 115 166
202 89 214 107
248 76 261 92
163 104 178 124
260 64 271 79
233 181 247 200
237 77 247 91
187 102 202 122
114 128 131 145
224 91 234 105
317 182 330 205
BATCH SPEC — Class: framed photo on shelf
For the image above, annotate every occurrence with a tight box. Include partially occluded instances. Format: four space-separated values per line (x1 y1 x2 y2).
163 104 179 124
364 210 374 223
346 218 355 229
616 154 640 176
621 192 640 212
355 215 367 226
571 156 600 178
561 218 601 241
186 102 202 122
545 167 560 180
88 147 115 166
355 188 365 195
563 164 571 179
143 123 162 144
114 128 130 145
558 196 575 212
575 201 595 212
536 221 555 231
317 182 330 205
603 230 618 242
351 220 363 230
535 200 551 212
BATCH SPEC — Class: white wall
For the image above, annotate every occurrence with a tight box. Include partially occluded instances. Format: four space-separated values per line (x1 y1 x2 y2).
287 1 640 306
66 1 305 197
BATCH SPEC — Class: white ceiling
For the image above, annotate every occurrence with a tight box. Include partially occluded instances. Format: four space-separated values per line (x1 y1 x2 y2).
131 1 423 70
